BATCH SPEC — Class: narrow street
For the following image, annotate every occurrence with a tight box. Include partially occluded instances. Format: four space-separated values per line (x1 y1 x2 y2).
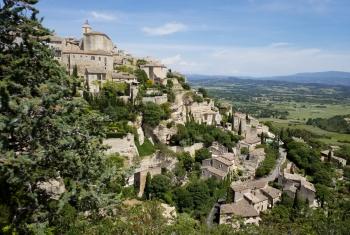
264 147 287 182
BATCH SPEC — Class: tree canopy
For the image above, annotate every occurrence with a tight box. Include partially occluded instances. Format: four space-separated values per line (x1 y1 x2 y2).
0 1 120 232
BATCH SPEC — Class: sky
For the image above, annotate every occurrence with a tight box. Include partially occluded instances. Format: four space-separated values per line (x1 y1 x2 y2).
37 0 350 76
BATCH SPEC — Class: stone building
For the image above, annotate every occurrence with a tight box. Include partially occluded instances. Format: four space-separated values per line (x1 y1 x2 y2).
141 61 167 82
48 21 115 77
278 164 316 206
239 147 266 179
47 21 145 94
220 180 281 227
201 156 235 180
188 100 222 126
220 199 260 226
201 150 238 180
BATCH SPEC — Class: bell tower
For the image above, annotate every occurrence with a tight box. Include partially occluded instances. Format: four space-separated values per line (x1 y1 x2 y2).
82 20 92 34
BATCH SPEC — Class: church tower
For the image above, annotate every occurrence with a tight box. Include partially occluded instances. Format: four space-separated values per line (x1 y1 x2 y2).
82 20 92 34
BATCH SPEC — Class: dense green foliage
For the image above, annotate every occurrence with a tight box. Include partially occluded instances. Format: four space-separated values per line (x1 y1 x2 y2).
141 102 170 127
0 1 123 233
198 87 208 98
170 121 241 150
194 148 212 163
335 145 350 162
255 144 279 177
136 138 156 157
307 115 350 134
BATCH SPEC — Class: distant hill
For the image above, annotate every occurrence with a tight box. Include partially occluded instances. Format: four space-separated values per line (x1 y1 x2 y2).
187 71 350 86
262 71 350 86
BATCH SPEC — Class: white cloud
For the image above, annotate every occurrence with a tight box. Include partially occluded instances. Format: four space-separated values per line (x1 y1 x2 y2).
268 42 292 48
90 11 117 21
142 22 187 36
119 42 350 76
162 54 195 67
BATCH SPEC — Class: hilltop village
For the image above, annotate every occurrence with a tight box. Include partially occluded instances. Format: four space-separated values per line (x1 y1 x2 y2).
2 1 350 233
44 21 334 227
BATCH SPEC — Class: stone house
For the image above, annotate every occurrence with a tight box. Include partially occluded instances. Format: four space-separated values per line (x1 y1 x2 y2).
85 67 107 93
220 199 261 226
238 136 261 151
260 186 282 207
220 180 281 227
278 170 316 206
141 61 167 82
201 154 236 180
230 180 268 203
188 100 222 126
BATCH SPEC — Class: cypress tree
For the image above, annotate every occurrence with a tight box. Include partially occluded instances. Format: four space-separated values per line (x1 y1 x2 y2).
71 64 79 96
144 172 152 200
260 132 265 144
238 120 242 136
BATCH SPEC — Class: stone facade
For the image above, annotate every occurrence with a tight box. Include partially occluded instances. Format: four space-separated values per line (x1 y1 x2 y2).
220 180 281 227
142 94 168 105
278 163 316 206
189 100 222 125
141 62 167 81
201 143 238 180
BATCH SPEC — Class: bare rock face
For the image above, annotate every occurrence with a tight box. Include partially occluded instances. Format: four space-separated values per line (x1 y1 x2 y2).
137 127 145 145
37 177 66 200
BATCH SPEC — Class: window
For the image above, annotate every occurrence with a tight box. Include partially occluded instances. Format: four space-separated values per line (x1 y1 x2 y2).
91 56 95 60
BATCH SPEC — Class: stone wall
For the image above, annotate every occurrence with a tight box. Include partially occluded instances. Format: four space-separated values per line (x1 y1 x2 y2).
169 143 204 157
142 95 168 105
83 33 114 52
61 52 114 77
103 133 139 166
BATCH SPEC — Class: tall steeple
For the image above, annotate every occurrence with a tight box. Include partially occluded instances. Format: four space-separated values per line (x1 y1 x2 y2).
82 20 92 34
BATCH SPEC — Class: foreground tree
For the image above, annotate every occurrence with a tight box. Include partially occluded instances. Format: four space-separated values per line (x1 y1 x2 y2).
0 1 118 233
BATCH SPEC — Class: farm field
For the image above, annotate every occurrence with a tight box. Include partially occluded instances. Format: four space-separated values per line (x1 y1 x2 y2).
190 76 350 146
260 118 350 145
